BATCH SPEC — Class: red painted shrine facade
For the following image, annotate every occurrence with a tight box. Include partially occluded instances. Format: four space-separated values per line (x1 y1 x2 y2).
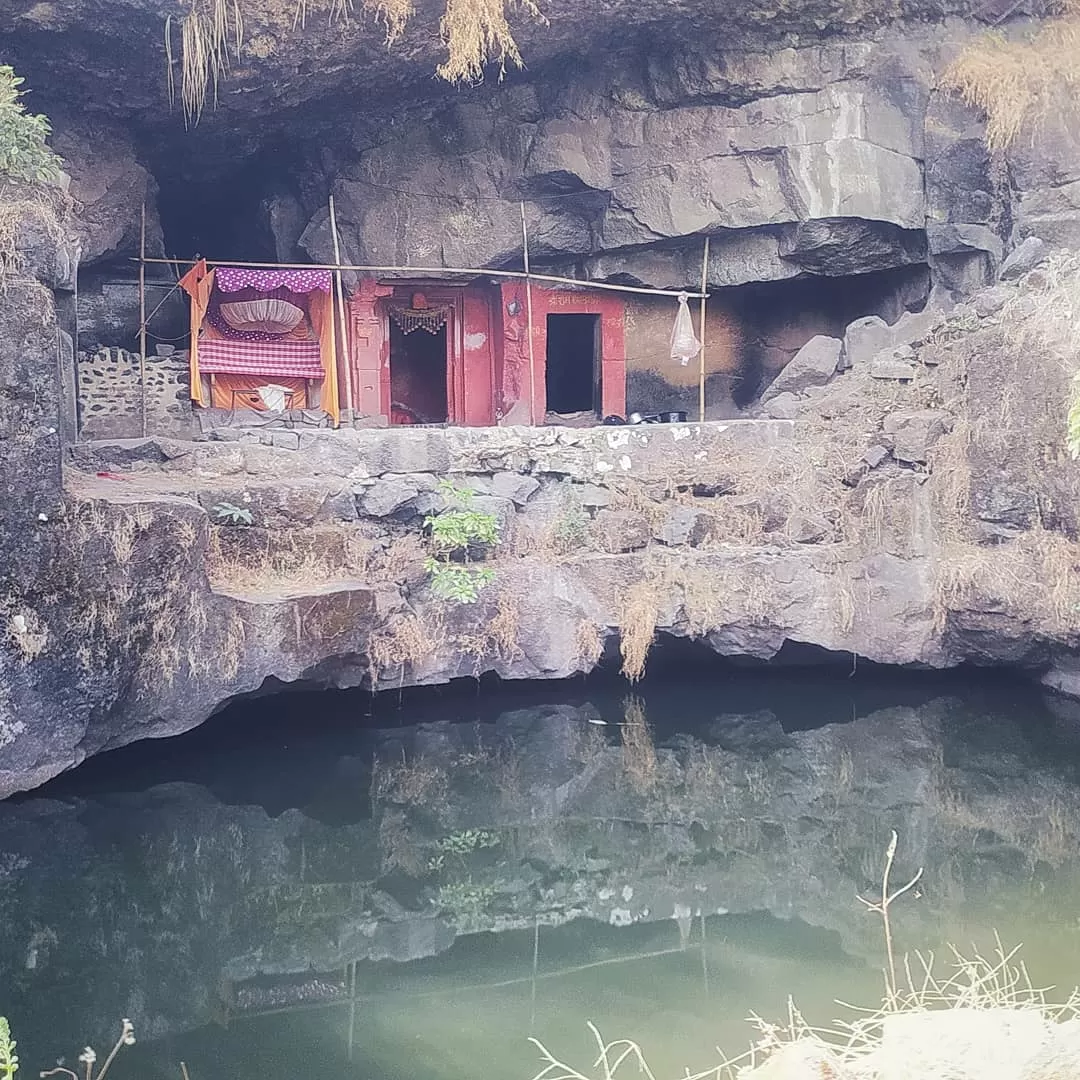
347 277 627 427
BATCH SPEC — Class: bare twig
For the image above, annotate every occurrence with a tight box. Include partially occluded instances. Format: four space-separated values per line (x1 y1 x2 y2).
856 830 924 1000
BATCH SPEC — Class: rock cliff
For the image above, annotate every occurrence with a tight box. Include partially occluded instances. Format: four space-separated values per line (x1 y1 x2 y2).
1 1 1080 793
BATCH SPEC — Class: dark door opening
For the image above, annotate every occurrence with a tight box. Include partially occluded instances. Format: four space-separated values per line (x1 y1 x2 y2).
389 323 448 425
546 314 601 415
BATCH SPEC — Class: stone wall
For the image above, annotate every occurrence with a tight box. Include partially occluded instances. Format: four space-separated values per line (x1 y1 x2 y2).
76 347 192 439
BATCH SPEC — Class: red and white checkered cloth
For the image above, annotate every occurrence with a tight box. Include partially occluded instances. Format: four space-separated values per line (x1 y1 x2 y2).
197 337 326 379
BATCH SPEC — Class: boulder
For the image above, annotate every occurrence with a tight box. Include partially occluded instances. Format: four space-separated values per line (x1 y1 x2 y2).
760 336 842 403
1000 236 1049 281
50 118 164 265
882 409 952 463
762 392 800 420
863 445 891 469
490 472 541 506
842 316 893 370
870 346 918 381
470 495 517 539
973 285 1011 318
653 505 713 547
788 511 831 544
359 477 420 517
575 484 613 508
593 509 650 553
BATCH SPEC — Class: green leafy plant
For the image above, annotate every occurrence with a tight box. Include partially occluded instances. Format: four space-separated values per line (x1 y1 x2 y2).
426 481 500 550
0 66 62 184
424 481 499 603
423 561 495 603
212 501 254 526
0 1018 18 1080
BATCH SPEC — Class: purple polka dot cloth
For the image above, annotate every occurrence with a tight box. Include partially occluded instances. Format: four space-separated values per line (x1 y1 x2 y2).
215 267 333 294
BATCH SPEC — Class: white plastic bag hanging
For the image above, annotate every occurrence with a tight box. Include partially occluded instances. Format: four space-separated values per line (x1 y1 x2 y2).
670 291 701 367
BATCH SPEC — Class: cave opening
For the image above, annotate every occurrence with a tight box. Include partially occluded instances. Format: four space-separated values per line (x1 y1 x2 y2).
150 129 323 265
725 263 931 408
546 313 601 415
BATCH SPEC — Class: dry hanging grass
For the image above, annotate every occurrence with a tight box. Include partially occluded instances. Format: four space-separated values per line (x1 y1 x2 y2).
618 577 660 682
167 0 244 126
437 0 545 82
168 0 546 125
364 0 413 42
367 611 443 682
573 618 605 669
941 13 1080 149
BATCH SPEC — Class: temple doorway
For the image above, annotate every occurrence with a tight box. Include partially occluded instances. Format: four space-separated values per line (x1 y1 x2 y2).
546 313 601 416
388 319 449 426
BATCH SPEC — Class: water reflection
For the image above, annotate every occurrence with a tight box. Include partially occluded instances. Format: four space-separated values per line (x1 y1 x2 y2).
4 671 1080 1080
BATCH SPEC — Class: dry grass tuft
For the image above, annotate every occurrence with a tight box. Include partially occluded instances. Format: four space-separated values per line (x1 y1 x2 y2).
219 609 247 680
364 0 413 42
941 17 1080 150
453 588 522 666
378 532 428 581
573 617 605 669
932 527 1080 636
378 807 426 876
367 610 443 682
207 525 379 595
487 587 522 661
437 0 545 82
0 187 68 292
108 514 139 566
618 576 661 682
528 943 1080 1080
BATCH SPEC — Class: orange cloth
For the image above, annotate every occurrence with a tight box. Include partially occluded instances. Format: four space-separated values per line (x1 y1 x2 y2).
179 260 215 407
308 289 341 427
209 374 308 410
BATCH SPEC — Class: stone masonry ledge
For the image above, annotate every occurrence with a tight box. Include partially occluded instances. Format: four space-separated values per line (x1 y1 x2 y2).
68 419 795 487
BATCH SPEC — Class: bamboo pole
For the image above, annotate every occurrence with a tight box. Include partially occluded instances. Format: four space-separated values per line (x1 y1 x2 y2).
521 202 538 425
139 203 148 438
698 236 709 424
138 255 707 300
327 196 354 425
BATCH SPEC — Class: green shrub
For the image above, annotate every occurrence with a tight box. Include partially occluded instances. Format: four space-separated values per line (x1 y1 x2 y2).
424 481 500 603
0 66 62 184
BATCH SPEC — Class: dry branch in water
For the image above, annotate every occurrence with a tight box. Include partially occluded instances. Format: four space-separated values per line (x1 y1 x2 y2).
527 837 1080 1080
